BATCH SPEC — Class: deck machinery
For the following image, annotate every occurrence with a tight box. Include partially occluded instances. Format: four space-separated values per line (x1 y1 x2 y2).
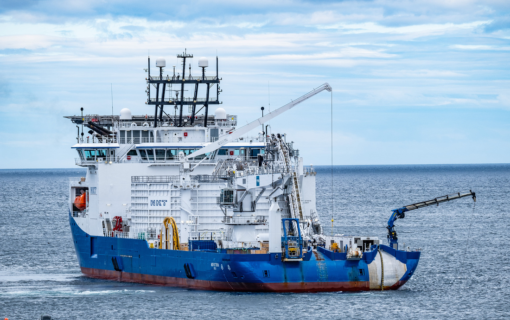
65 51 473 292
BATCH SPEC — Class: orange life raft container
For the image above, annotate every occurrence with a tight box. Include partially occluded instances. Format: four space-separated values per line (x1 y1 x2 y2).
74 193 87 211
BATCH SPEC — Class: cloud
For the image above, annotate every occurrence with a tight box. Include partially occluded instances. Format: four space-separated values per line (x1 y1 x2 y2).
1 0 510 167
450 44 510 50
317 21 491 39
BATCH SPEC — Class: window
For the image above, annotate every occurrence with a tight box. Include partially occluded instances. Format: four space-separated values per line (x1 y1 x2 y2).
84 150 96 161
250 149 261 158
155 149 165 160
77 150 84 160
139 150 147 160
141 130 149 143
218 149 227 155
233 149 240 156
127 150 137 156
193 152 210 160
166 149 176 160
133 130 140 144
180 149 196 156
146 149 154 161
96 149 107 158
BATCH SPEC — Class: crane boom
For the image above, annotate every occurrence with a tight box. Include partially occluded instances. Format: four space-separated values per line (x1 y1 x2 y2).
186 83 332 160
403 191 476 211
387 190 476 249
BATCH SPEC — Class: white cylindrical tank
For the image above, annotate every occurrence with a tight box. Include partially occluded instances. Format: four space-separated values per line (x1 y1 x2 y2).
120 108 132 120
156 58 166 67
198 57 208 68
215 108 226 120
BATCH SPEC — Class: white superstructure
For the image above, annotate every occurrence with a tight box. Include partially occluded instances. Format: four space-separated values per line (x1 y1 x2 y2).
66 51 381 257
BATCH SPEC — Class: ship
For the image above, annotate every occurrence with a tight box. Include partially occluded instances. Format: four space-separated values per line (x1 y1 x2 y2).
65 50 426 292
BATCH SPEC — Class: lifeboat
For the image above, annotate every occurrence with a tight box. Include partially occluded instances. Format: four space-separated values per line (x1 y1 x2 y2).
74 193 87 211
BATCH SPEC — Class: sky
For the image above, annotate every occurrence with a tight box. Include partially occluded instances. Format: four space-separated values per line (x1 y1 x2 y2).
0 0 509 168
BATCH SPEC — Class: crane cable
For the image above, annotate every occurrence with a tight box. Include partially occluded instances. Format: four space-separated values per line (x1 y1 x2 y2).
331 90 334 236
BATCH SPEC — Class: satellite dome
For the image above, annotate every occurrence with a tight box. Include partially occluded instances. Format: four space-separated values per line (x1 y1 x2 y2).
120 108 132 120
215 108 226 120
198 57 208 68
156 58 166 67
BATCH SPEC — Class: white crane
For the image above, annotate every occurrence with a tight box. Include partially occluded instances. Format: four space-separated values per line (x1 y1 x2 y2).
186 83 332 160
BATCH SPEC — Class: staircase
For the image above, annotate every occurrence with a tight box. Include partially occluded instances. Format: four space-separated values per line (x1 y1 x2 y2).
116 143 135 162
277 138 303 220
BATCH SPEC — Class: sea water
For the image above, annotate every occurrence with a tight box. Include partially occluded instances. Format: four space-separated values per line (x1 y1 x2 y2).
0 165 509 319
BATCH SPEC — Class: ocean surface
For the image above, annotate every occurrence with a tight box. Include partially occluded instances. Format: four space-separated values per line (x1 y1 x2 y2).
0 164 509 319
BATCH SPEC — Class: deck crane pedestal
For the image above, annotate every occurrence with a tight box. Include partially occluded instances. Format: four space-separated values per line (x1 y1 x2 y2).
387 190 476 249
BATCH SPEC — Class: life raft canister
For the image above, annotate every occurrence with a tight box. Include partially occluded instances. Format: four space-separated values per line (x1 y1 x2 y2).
74 193 87 211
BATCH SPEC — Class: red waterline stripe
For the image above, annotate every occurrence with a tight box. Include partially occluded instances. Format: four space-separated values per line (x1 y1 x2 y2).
81 267 406 293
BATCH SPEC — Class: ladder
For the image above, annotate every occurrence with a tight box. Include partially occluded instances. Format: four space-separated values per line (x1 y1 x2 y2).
212 159 226 177
278 138 303 220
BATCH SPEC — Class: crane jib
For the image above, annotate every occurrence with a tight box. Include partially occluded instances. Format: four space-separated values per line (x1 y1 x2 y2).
403 191 476 211
387 190 476 249
185 83 332 160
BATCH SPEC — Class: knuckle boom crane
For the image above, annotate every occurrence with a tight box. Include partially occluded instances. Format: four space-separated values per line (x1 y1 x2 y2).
387 190 476 249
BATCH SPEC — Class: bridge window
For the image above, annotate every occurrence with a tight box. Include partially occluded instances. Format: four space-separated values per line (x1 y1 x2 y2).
96 149 107 158
250 149 265 158
193 152 211 160
180 149 196 156
155 149 165 161
127 150 137 156
146 149 154 160
84 150 94 160
139 149 147 160
166 149 176 160
218 149 228 155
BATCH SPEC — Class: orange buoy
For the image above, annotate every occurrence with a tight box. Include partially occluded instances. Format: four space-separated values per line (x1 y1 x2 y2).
74 192 87 211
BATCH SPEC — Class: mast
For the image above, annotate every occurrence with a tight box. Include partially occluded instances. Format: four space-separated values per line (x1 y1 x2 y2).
146 50 221 127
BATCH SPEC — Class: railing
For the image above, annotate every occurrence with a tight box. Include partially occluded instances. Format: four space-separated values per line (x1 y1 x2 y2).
72 211 87 218
223 216 267 225
189 231 229 241
192 175 226 183
119 138 154 144
149 97 217 103
82 137 118 144
131 175 180 183
149 75 218 81
75 156 126 166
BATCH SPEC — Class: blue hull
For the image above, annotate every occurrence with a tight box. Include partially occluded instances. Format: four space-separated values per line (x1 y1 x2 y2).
70 213 420 292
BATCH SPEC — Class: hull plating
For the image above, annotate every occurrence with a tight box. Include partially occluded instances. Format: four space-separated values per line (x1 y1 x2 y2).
71 214 420 292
